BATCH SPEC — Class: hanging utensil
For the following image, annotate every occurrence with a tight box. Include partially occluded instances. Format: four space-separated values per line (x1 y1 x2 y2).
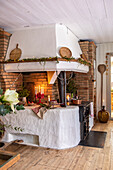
98 64 109 123
98 64 106 108
10 44 22 60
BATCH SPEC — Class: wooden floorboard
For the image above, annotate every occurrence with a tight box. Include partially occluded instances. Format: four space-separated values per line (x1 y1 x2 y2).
3 120 113 170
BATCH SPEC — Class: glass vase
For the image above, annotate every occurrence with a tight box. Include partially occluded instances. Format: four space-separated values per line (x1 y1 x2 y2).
98 106 109 123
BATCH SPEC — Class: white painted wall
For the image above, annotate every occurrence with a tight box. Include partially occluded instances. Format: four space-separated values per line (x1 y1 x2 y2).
96 43 113 114
56 24 82 59
6 24 82 60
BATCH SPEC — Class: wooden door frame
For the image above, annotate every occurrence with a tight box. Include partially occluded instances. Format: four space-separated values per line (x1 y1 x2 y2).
106 53 113 120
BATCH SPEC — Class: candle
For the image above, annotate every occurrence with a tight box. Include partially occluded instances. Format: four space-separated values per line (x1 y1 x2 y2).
67 102 70 106
41 87 44 94
103 99 105 106
48 95 50 102
35 87 37 95
66 95 70 102
38 85 40 93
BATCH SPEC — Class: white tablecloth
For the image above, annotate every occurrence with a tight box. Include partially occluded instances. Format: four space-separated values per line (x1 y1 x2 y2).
0 106 80 149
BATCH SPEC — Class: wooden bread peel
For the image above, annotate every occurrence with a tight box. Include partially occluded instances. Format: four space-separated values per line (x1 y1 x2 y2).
9 44 22 60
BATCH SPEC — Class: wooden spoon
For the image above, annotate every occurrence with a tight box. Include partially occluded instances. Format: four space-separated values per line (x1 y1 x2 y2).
98 64 106 108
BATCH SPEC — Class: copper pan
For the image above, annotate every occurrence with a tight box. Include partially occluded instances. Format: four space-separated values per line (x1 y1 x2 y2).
73 99 82 105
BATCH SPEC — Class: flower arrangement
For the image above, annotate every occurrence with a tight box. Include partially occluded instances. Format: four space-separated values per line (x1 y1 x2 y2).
36 92 44 104
4 56 91 66
77 58 91 66
0 88 24 115
0 88 25 137
5 56 59 63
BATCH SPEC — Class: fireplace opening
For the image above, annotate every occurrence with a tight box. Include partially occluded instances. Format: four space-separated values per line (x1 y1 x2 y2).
16 72 59 105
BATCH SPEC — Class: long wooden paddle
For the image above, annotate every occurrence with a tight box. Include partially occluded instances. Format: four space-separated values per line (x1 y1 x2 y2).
98 64 106 108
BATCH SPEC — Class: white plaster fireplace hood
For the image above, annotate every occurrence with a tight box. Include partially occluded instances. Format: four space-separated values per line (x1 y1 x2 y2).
5 24 88 71
4 24 89 83
4 61 88 72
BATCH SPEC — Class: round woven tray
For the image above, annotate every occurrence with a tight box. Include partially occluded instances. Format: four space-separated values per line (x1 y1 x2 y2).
59 47 72 58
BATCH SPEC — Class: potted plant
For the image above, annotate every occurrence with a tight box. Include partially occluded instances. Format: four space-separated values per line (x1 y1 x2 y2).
66 79 78 98
18 86 30 105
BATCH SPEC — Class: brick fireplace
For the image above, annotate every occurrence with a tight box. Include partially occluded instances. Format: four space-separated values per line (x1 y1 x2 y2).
67 41 96 116
0 28 23 91
73 41 96 103
0 28 96 116
23 72 59 102
0 28 59 102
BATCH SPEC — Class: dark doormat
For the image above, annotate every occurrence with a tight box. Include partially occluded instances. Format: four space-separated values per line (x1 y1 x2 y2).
79 131 107 148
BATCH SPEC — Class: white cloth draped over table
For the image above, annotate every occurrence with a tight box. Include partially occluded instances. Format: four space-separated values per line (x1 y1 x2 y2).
0 106 80 149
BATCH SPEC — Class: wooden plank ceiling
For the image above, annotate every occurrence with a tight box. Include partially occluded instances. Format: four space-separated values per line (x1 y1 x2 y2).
0 0 113 43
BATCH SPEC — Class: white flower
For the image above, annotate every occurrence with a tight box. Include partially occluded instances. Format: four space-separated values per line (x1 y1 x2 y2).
3 89 19 112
